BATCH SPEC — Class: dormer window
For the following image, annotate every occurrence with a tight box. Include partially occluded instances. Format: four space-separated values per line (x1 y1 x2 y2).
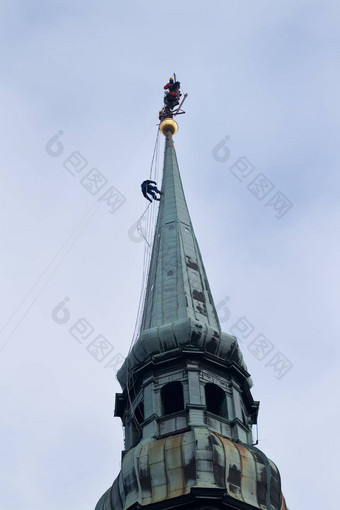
161 381 184 415
205 383 228 418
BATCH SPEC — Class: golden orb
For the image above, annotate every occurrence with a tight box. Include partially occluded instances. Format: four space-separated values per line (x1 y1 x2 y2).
159 118 178 136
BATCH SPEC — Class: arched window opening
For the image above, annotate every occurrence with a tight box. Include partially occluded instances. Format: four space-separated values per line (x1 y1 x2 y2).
161 381 184 415
205 383 228 418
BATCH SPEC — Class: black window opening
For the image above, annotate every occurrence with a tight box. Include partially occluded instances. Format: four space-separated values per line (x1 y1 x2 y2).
161 381 184 415
205 383 228 418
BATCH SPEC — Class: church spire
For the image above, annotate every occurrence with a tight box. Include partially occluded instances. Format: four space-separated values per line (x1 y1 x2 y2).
140 132 220 332
95 84 287 510
117 127 249 389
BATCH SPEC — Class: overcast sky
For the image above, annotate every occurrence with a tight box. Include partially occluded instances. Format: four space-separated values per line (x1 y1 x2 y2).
0 1 339 509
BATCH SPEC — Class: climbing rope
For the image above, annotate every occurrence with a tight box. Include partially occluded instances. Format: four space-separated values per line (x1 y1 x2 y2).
137 203 152 247
133 127 161 339
125 126 162 438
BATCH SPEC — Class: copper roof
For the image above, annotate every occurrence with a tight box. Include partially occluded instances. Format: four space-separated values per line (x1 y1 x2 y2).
95 428 287 510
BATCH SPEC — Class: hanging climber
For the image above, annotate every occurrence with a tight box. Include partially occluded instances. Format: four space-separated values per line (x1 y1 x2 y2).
141 180 163 203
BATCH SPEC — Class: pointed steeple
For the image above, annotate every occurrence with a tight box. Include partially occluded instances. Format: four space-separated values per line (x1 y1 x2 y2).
141 132 220 331
95 112 287 510
117 131 249 389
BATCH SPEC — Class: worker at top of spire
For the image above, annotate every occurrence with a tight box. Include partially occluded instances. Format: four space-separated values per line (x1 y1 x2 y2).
164 80 181 96
141 180 163 203
163 80 181 109
163 77 174 90
159 75 187 123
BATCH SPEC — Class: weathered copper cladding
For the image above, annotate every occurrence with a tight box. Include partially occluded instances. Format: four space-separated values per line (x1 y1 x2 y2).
96 429 286 510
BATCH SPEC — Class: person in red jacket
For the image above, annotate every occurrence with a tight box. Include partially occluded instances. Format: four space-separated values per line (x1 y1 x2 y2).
164 78 181 109
163 77 174 90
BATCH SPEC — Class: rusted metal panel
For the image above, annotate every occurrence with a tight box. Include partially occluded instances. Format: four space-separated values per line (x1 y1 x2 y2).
96 428 287 510
218 435 243 500
167 466 185 494
148 438 165 464
194 428 215 484
236 443 258 507
149 483 167 503
227 463 242 499
269 459 281 510
211 434 226 488
252 451 267 509
149 460 167 488
121 451 138 496
165 446 183 470
137 454 151 496
181 432 196 485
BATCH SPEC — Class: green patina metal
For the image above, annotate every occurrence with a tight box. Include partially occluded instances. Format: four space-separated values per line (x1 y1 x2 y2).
141 133 220 331
117 133 251 389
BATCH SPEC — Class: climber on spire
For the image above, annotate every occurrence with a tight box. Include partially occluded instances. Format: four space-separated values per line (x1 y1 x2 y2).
163 77 174 91
164 79 181 109
159 75 188 121
141 180 163 203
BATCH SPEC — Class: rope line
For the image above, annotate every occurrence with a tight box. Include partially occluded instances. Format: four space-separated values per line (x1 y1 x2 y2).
125 126 162 440
137 203 151 246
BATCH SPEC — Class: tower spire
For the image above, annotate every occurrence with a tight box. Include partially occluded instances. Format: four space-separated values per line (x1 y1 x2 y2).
141 132 220 331
95 82 287 510
117 129 249 389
